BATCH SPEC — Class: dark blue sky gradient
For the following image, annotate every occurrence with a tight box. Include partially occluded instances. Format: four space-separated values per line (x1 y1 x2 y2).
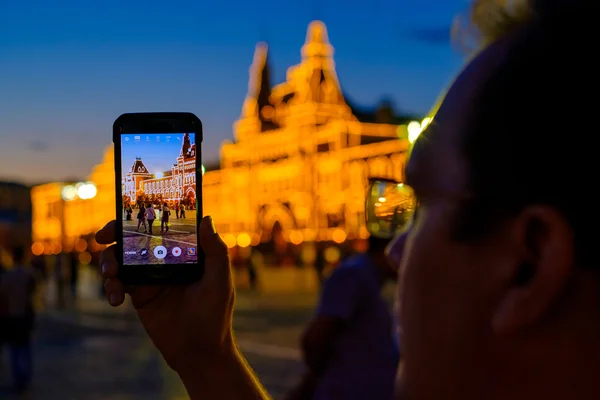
121 133 195 179
0 0 465 184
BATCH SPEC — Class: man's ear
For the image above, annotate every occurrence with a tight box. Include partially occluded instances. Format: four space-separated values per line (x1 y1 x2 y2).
491 205 575 335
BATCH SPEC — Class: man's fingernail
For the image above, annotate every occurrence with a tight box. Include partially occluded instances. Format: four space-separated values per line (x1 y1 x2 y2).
109 293 119 305
208 216 216 233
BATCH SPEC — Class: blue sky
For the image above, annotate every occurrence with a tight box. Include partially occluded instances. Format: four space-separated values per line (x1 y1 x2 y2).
121 133 195 179
0 0 466 184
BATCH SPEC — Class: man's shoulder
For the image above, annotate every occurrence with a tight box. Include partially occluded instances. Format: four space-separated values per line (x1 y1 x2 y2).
329 255 371 279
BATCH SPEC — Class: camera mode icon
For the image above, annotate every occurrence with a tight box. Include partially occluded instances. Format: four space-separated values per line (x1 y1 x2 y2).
154 246 167 259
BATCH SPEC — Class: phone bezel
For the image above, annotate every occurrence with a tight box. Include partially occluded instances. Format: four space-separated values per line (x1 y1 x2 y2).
112 112 204 285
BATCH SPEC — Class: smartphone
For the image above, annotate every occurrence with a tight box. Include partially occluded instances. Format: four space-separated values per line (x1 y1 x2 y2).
113 112 204 285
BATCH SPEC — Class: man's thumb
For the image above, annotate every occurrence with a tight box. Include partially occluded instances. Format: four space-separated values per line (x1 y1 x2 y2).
199 216 229 261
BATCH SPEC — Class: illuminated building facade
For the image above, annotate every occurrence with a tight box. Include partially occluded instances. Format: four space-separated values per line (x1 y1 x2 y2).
203 21 416 248
122 133 197 205
31 21 420 254
31 148 115 255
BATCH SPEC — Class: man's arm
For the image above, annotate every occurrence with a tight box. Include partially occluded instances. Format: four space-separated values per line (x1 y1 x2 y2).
177 343 270 400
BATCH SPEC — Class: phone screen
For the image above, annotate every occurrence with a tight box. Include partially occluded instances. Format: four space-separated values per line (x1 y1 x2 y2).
120 132 198 266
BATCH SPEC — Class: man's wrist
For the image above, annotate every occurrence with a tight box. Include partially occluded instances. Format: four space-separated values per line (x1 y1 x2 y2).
176 339 269 400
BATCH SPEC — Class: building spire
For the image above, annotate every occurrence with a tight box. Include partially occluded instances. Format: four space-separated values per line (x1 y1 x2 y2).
241 43 270 118
301 21 333 60
239 43 278 131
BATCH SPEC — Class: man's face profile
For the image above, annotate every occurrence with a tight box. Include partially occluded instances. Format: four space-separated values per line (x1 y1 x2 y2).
390 22 589 399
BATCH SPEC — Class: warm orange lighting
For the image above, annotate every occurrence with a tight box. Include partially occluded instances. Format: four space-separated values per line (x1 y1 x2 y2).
32 148 116 250
43 243 52 255
250 233 261 246
290 230 303 245
324 246 341 264
51 242 62 255
223 234 237 249
332 229 347 244
31 242 44 256
237 233 251 248
79 251 92 265
74 238 88 252
203 21 412 245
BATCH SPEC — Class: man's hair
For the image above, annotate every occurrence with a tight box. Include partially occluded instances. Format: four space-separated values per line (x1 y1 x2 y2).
452 0 600 264
452 0 533 54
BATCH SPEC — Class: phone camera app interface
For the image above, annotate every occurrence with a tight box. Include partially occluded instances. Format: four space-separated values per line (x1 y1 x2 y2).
121 133 198 265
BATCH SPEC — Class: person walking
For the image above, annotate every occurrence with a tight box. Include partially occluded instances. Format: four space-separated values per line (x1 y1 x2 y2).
161 203 170 233
145 204 156 235
136 204 147 232
0 246 37 393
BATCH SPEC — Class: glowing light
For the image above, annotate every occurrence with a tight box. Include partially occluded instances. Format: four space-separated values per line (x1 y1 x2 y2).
378 197 386 202
61 185 77 201
75 238 88 252
237 233 251 248
332 228 346 244
201 165 206 175
31 242 44 256
407 121 422 144
421 117 432 130
324 246 341 264
290 230 303 245
250 233 261 246
50 242 62 255
223 234 237 249
79 251 92 265
77 183 97 200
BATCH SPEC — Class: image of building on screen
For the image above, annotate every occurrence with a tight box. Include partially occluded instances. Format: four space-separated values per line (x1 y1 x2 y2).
121 133 197 210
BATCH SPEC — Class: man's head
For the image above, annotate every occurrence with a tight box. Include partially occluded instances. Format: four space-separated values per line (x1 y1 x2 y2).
388 1 600 398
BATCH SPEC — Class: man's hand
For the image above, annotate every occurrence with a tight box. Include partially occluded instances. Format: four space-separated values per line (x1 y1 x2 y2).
96 216 269 399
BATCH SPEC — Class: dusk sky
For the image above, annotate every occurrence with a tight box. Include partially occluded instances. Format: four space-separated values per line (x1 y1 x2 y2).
0 0 466 185
121 133 196 179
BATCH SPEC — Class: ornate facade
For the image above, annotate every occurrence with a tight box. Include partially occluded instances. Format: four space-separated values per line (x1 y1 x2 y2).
203 21 416 248
122 133 197 205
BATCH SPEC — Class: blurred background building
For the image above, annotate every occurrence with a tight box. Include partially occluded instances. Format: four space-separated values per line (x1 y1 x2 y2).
29 21 426 271
0 181 32 266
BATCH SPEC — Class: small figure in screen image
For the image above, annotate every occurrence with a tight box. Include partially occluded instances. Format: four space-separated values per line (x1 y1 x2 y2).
161 203 170 233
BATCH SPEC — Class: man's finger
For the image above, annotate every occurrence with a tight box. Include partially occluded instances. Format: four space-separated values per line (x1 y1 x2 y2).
104 278 125 306
199 216 229 260
99 245 118 279
96 220 116 245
